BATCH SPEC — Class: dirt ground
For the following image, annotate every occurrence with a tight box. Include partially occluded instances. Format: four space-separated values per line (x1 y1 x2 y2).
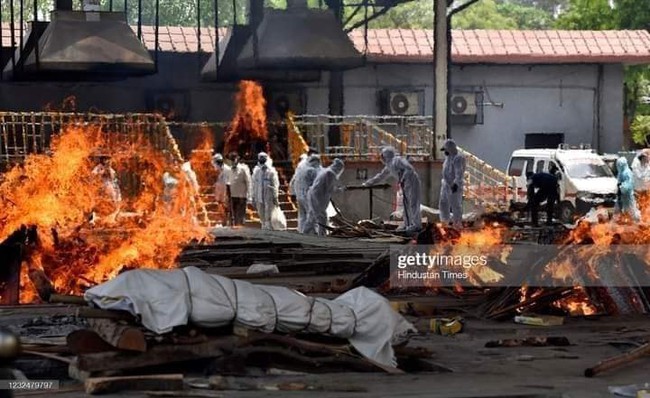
6 313 649 398
6 229 650 398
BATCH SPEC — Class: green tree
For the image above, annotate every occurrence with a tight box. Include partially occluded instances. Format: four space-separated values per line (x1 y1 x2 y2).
367 0 435 29
496 1 553 29
617 0 650 31
553 0 650 148
497 0 568 15
631 115 650 146
452 0 517 29
554 0 617 29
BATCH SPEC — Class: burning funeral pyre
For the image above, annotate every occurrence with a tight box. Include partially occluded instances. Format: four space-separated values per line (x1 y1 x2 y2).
222 80 269 158
0 118 211 304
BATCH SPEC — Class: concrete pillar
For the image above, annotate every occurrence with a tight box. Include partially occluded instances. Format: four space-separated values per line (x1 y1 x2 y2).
433 0 448 160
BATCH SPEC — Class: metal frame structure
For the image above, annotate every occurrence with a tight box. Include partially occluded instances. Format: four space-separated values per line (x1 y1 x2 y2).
0 0 161 80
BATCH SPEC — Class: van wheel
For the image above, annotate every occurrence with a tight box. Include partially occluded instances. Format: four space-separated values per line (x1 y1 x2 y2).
558 202 575 224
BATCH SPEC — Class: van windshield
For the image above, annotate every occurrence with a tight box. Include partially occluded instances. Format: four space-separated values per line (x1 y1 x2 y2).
562 159 613 179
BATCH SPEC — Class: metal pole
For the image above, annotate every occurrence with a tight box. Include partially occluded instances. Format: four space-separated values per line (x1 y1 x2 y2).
33 0 38 20
231 0 236 24
197 0 201 53
124 0 127 16
215 0 219 73
369 189 373 219
110 0 113 11
154 0 159 70
137 0 142 39
20 0 24 55
10 0 16 76
433 0 448 159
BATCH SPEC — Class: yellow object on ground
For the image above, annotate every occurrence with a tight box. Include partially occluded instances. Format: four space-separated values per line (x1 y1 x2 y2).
429 317 464 336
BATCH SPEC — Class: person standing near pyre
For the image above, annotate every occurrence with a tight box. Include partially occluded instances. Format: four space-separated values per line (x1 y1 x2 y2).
252 152 281 230
211 153 232 224
631 149 650 212
226 152 252 226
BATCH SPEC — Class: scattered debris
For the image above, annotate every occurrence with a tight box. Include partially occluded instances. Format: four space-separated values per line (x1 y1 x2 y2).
514 315 565 327
485 337 571 348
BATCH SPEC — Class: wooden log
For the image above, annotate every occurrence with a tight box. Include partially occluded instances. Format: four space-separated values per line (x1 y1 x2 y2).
28 268 55 302
67 330 118 355
77 307 137 322
77 336 237 372
0 245 21 305
486 287 575 320
49 294 87 305
87 319 147 352
585 341 650 377
21 350 74 364
85 374 184 395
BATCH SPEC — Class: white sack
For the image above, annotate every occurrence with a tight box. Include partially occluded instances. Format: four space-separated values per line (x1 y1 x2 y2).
84 266 415 367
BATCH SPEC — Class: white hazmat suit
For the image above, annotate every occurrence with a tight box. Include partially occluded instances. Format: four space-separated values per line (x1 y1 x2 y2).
306 158 345 236
631 150 650 193
290 155 321 234
211 153 232 203
252 152 281 230
364 146 422 233
439 139 466 228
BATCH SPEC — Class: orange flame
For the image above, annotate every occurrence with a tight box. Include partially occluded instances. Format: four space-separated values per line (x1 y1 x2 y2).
0 123 209 303
223 81 268 157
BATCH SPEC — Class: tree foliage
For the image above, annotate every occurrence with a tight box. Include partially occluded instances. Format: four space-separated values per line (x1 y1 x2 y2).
631 115 650 146
496 1 553 29
554 0 616 29
453 0 518 29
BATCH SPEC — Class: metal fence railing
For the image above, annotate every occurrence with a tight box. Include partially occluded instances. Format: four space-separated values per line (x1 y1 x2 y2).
0 112 184 167
0 112 215 225
291 114 434 160
458 146 516 211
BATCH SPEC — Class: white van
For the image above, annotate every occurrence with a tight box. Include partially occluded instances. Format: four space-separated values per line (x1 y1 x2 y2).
507 145 618 222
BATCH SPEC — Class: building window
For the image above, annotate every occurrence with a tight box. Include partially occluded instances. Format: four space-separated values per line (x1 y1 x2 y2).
508 157 534 177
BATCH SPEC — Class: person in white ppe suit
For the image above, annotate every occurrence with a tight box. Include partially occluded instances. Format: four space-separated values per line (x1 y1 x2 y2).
252 152 280 230
290 154 321 233
306 158 345 236
211 153 231 204
363 146 422 233
227 152 252 226
631 149 650 194
439 139 466 229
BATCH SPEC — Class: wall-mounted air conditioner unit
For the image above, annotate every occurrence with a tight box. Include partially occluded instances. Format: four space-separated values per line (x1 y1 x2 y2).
386 91 422 116
450 93 477 116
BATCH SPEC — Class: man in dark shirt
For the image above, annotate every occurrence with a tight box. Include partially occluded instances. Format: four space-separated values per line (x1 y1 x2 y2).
526 171 560 226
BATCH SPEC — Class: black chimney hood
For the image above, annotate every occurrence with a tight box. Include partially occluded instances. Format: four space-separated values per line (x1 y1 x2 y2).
236 6 364 71
200 25 321 83
4 10 154 80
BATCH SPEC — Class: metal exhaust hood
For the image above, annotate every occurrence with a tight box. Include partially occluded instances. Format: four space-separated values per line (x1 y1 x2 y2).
4 10 155 79
236 4 364 70
200 25 321 82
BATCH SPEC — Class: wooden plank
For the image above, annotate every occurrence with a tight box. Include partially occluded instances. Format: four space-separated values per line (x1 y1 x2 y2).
87 319 147 352
77 336 236 372
67 330 118 355
85 374 184 395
